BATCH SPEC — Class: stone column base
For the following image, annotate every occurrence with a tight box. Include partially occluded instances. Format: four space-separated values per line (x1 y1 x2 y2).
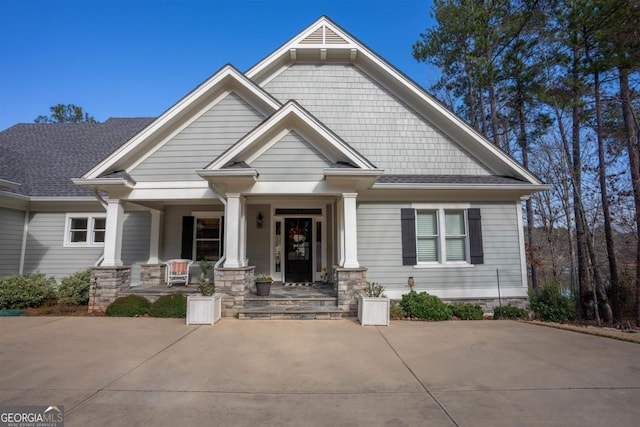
89 266 132 314
334 266 367 316
214 266 255 317
141 264 166 287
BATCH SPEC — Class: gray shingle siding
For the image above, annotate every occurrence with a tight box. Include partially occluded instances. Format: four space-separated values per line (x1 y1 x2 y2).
263 63 492 176
130 92 265 181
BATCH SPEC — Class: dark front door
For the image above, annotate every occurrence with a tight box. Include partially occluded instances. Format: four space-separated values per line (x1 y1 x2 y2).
284 218 312 282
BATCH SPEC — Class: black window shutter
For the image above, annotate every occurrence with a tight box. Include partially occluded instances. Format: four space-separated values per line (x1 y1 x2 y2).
401 208 417 265
468 208 484 264
181 216 194 260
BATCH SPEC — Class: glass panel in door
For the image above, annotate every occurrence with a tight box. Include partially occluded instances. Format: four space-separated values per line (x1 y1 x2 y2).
284 218 312 282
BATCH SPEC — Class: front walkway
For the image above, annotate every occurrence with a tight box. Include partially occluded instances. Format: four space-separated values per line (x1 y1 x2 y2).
0 318 638 426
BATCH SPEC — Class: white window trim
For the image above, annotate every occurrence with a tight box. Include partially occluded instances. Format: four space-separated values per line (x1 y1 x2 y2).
192 212 223 262
64 213 106 247
412 204 471 267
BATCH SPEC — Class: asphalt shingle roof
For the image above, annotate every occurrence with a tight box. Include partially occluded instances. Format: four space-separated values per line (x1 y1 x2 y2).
0 118 153 197
377 175 528 185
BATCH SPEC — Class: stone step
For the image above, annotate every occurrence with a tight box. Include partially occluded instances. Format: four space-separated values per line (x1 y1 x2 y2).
237 306 343 320
244 296 337 308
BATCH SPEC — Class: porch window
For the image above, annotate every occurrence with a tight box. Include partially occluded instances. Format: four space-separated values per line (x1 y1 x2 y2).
194 217 221 261
64 214 106 246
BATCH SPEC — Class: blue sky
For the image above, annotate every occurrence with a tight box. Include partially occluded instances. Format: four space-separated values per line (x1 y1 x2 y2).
0 0 437 130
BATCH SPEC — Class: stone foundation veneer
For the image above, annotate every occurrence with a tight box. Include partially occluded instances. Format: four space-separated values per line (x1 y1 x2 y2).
215 266 255 317
89 266 131 313
334 266 367 316
140 264 166 287
440 297 529 315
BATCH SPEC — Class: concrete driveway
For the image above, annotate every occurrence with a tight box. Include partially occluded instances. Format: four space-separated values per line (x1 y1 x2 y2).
0 318 638 427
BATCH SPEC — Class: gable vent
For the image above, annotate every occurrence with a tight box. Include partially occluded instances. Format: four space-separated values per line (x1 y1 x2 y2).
300 27 324 44
325 27 348 44
300 25 348 45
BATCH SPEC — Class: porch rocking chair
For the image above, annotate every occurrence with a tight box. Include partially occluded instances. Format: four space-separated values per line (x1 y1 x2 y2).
164 259 193 287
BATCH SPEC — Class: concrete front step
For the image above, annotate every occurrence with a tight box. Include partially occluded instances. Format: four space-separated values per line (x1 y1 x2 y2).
237 306 343 320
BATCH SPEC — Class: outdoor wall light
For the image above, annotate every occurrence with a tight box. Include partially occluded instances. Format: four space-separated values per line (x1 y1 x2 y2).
407 276 415 291
257 212 263 228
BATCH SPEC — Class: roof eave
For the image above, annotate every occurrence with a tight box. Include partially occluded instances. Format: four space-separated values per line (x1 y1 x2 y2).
72 177 136 189
0 178 20 190
372 183 550 192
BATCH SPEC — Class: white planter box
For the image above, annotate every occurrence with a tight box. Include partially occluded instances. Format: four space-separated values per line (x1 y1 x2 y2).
357 294 390 326
186 294 222 325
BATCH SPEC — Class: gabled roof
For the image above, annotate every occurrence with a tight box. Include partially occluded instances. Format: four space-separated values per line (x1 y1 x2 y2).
202 100 376 172
82 65 282 179
0 118 153 197
246 16 543 185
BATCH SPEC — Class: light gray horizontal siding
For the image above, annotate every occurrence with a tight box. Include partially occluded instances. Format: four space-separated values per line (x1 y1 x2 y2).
23 211 150 282
252 131 331 181
122 211 151 284
264 64 491 175
246 204 271 273
357 202 523 292
0 207 25 276
23 212 103 280
130 92 265 181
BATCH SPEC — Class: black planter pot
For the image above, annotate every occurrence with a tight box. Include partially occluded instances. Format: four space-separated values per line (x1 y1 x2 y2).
255 281 272 296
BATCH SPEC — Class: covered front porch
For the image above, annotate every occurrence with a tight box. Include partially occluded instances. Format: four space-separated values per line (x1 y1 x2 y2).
87 192 369 317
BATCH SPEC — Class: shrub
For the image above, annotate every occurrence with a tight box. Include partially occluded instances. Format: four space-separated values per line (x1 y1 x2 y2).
363 282 385 297
529 282 575 322
450 302 484 320
57 269 91 305
0 273 56 309
149 294 187 318
389 300 405 320
400 291 452 321
105 295 150 317
494 305 529 320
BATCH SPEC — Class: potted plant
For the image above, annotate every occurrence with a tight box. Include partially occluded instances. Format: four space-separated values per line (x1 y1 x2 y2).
320 266 329 283
358 281 390 326
186 259 221 325
255 273 273 296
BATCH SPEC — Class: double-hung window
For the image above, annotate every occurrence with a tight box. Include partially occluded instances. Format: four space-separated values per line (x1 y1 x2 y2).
416 209 468 264
403 206 483 266
194 216 222 261
65 214 106 246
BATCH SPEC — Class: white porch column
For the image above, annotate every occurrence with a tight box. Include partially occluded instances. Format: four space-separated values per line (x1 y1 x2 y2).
224 193 243 268
147 209 162 264
337 197 345 266
239 195 248 266
342 193 360 268
103 199 125 267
